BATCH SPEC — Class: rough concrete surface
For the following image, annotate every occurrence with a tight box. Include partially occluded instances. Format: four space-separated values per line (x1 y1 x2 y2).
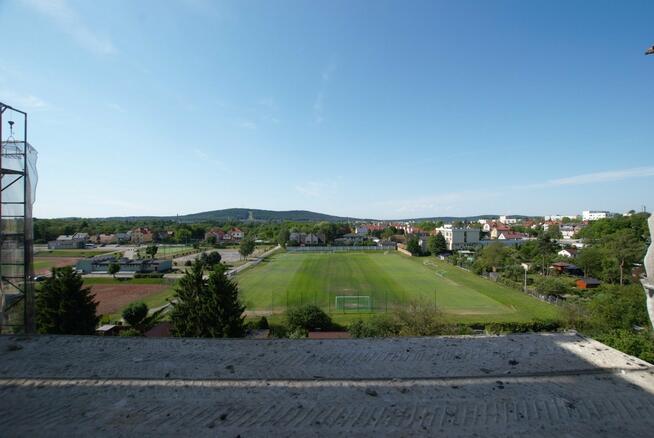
1 332 653 436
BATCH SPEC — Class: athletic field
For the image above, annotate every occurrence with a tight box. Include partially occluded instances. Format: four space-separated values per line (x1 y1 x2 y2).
236 251 560 323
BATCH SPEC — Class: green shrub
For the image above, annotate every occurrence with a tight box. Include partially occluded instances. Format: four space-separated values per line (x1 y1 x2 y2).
349 315 401 338
119 328 141 337
484 320 560 335
534 276 572 297
593 329 654 364
286 305 332 331
395 303 444 336
122 302 148 327
287 328 309 339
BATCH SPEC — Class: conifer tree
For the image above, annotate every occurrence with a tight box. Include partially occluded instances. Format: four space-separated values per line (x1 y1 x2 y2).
170 260 245 337
36 267 98 334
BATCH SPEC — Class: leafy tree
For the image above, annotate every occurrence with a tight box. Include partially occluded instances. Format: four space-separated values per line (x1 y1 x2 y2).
406 235 421 256
206 235 217 245
145 244 158 259
199 251 222 269
286 305 332 331
381 227 396 240
170 261 245 337
475 242 510 273
534 276 571 297
536 234 557 274
239 236 256 259
503 264 524 282
576 246 604 277
36 267 98 335
277 227 290 247
121 301 165 335
428 233 448 256
546 224 562 239
108 261 121 278
175 228 192 244
587 284 648 330
603 229 645 285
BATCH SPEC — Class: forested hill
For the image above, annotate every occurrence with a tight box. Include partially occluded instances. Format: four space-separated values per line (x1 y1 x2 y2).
101 208 357 223
177 208 352 222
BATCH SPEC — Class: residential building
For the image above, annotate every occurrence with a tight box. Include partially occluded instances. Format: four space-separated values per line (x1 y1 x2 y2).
131 227 154 244
434 226 480 250
490 223 511 239
205 228 226 242
354 225 369 235
560 224 586 239
47 234 88 250
544 214 578 221
499 215 518 225
115 232 130 244
582 210 612 221
576 277 601 289
558 247 578 258
98 234 117 244
289 232 322 246
227 227 244 241
497 232 529 240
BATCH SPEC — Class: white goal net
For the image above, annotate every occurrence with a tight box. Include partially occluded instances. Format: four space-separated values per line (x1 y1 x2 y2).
335 295 372 312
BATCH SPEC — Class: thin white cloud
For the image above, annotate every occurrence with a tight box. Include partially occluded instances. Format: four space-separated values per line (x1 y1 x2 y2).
530 166 654 188
21 0 117 55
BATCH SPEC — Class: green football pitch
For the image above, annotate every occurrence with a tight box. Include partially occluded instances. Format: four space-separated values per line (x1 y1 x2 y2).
235 251 560 323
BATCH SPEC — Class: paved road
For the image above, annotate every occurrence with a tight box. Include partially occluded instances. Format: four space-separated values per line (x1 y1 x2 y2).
162 245 281 279
1 332 653 436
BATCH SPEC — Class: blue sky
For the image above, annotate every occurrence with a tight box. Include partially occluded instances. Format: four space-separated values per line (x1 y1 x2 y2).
1 0 653 219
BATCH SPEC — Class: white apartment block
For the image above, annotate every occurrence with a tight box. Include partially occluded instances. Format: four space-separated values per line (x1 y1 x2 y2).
544 215 578 221
499 215 518 224
434 226 480 251
582 210 612 221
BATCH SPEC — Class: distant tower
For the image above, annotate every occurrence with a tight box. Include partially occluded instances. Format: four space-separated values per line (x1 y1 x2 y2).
0 102 38 333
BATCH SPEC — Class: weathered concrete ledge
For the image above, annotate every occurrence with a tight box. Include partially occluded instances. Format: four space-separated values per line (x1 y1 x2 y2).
0 332 653 436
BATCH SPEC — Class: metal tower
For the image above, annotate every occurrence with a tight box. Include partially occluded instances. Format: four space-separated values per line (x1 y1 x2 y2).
0 102 36 333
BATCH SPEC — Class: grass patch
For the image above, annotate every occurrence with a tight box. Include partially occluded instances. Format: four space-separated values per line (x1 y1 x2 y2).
236 252 561 324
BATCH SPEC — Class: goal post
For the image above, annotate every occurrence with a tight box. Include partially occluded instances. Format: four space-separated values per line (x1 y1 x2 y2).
334 295 372 313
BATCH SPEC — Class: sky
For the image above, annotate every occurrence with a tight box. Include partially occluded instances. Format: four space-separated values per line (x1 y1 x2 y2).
1 0 653 219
